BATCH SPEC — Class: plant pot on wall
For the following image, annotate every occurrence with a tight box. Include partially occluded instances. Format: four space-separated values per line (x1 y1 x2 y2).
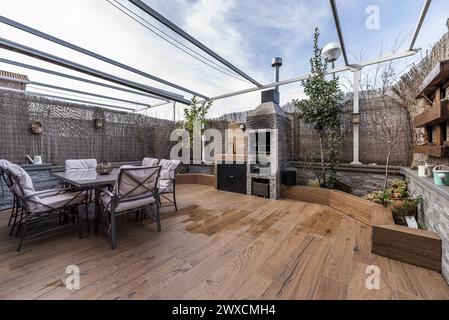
94 118 104 129
31 120 43 134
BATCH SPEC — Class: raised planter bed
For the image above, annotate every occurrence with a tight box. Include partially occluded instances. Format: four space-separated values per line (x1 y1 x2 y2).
372 224 442 272
281 185 442 272
176 173 215 187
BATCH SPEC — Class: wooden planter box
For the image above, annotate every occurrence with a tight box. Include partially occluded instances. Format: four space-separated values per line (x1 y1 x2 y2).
372 224 442 272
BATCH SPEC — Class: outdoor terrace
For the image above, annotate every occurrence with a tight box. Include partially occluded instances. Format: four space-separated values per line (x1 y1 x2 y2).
2 0 449 303
0 183 448 300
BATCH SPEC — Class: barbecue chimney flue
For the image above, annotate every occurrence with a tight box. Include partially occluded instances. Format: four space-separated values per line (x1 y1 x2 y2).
272 57 282 93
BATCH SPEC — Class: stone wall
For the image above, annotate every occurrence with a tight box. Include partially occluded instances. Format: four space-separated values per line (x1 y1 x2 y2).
403 168 449 282
293 162 403 196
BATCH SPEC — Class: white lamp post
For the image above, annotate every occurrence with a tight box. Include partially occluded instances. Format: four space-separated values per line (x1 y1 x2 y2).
322 42 342 79
322 42 362 165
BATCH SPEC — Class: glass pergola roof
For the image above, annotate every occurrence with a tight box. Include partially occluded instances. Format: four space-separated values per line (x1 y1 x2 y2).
0 0 443 119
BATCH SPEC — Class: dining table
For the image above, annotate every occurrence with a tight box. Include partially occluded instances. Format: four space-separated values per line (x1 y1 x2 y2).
52 169 120 233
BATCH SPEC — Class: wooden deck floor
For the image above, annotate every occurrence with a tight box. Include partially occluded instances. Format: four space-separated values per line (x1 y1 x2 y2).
0 184 448 300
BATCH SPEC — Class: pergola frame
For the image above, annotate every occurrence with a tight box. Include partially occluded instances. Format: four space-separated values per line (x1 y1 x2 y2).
0 75 153 109
0 0 432 124
0 86 135 111
0 15 207 100
0 57 169 102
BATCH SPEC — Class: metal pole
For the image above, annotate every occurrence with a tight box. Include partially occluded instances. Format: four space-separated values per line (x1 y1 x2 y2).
409 0 432 50
200 50 417 103
274 67 278 89
1 75 155 108
0 37 191 104
0 86 135 111
332 61 336 80
173 102 176 122
351 70 362 165
329 0 350 66
128 0 262 87
0 15 208 99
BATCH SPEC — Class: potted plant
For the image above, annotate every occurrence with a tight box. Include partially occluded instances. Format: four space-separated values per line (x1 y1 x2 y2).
391 196 423 228
364 189 393 207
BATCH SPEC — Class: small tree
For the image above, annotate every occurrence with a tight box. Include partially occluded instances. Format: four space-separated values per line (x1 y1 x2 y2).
368 107 403 189
182 96 213 147
295 27 344 188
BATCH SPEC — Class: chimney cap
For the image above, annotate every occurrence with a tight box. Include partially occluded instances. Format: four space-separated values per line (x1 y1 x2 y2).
272 57 283 68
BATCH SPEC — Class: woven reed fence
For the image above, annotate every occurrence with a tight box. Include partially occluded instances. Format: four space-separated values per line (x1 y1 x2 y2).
0 89 176 165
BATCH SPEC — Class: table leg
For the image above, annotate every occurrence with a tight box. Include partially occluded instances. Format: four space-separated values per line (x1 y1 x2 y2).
94 188 101 234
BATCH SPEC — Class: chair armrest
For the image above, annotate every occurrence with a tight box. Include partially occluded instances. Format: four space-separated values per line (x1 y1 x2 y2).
33 188 63 198
99 188 114 197
30 188 71 198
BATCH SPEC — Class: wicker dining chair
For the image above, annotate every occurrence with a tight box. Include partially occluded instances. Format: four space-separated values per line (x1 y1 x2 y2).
99 165 161 249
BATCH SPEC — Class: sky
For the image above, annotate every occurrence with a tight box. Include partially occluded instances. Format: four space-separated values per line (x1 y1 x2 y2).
0 0 448 119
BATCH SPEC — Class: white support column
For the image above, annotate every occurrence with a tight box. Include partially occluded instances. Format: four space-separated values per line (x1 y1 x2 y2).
351 69 362 165
172 102 176 122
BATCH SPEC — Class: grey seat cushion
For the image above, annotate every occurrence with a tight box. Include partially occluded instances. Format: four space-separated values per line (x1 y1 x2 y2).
158 179 173 193
6 164 40 210
117 165 158 197
159 159 181 180
7 164 85 212
36 191 87 213
0 159 14 190
100 192 156 213
0 159 13 170
142 158 159 167
65 169 98 181
65 159 97 170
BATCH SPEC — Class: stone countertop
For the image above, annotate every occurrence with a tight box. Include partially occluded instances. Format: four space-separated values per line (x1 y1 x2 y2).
402 167 449 199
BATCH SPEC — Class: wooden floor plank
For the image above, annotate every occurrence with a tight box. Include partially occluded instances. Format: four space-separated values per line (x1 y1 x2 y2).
0 184 448 300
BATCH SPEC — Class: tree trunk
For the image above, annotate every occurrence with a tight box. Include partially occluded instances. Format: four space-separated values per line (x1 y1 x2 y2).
384 146 392 190
319 134 325 187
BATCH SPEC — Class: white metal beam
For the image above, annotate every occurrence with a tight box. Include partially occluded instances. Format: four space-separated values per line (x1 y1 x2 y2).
409 0 432 50
190 50 419 104
329 0 350 66
0 57 168 102
0 37 190 104
0 15 208 99
128 0 262 87
0 86 135 111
